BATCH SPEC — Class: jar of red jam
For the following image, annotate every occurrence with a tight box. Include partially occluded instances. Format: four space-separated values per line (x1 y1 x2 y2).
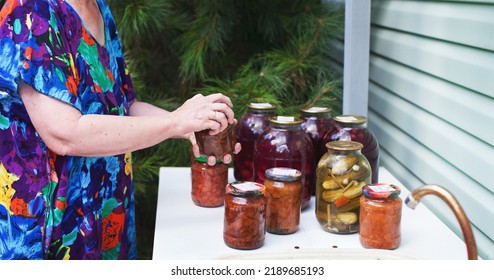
359 183 402 249
234 102 276 181
315 141 371 234
264 167 302 234
223 181 266 250
190 156 228 207
322 114 380 183
300 106 336 195
195 124 236 160
253 116 314 210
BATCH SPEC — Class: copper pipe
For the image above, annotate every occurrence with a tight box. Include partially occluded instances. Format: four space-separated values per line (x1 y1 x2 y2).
405 184 478 260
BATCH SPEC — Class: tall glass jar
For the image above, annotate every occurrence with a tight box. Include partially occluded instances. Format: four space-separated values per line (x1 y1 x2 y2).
315 141 371 234
323 114 379 183
190 155 228 207
264 167 302 234
360 183 402 249
300 106 336 195
253 116 314 210
234 102 276 181
223 181 266 250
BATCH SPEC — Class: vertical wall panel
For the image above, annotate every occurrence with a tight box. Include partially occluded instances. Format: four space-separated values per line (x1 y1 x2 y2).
369 0 494 259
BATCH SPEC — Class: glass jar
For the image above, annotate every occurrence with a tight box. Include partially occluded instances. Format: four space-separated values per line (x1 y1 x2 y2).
253 116 314 210
315 141 371 234
234 102 276 181
190 156 228 207
300 106 336 195
360 183 402 249
223 182 266 250
323 114 380 183
195 124 236 159
264 167 302 234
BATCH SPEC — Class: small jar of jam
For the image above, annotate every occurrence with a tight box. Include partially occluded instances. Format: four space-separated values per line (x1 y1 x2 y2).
264 167 302 234
315 141 371 234
359 183 402 249
195 124 236 160
234 102 276 181
190 156 228 207
223 182 266 250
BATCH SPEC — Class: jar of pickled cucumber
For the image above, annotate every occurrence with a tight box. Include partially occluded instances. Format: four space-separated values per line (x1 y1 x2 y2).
315 141 371 234
322 114 379 183
253 116 314 210
300 106 336 195
223 181 266 250
264 167 303 234
234 102 276 181
190 155 229 207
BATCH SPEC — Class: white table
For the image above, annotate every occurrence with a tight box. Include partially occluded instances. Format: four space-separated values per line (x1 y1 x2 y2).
152 167 470 260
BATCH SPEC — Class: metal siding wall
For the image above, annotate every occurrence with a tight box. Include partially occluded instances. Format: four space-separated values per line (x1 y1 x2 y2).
369 0 494 259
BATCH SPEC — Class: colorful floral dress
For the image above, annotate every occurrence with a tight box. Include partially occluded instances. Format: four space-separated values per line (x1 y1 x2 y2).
0 0 137 259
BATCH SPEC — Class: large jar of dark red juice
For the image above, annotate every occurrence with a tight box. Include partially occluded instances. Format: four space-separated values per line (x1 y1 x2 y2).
253 116 314 210
234 102 276 181
300 106 336 195
323 114 379 183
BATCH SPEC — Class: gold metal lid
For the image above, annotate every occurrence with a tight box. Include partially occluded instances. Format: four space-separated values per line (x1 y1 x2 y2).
300 106 331 115
325 140 363 151
269 116 303 125
248 102 277 110
333 114 367 124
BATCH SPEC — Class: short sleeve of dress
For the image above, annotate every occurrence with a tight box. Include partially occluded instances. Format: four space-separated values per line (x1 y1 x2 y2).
0 0 82 111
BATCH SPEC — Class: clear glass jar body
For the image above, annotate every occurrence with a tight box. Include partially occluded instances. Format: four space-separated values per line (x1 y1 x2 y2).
323 114 379 183
234 103 277 181
223 182 266 250
315 141 371 234
300 106 336 195
253 116 314 210
190 156 228 207
359 184 402 249
195 124 236 159
264 167 302 234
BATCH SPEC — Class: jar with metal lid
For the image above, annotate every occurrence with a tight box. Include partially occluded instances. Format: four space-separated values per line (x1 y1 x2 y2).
359 183 402 249
223 181 266 250
234 102 277 181
195 124 236 160
190 155 229 207
253 116 314 210
300 106 336 195
264 167 302 234
315 141 371 234
322 114 379 183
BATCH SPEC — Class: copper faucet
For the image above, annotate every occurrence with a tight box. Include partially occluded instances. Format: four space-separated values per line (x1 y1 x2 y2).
405 184 478 260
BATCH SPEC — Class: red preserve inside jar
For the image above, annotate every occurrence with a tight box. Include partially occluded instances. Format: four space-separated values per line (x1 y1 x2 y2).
253 116 314 210
223 181 266 250
190 156 228 207
234 102 276 181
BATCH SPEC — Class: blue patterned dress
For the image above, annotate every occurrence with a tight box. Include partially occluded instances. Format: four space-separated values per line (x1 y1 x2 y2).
0 0 137 259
